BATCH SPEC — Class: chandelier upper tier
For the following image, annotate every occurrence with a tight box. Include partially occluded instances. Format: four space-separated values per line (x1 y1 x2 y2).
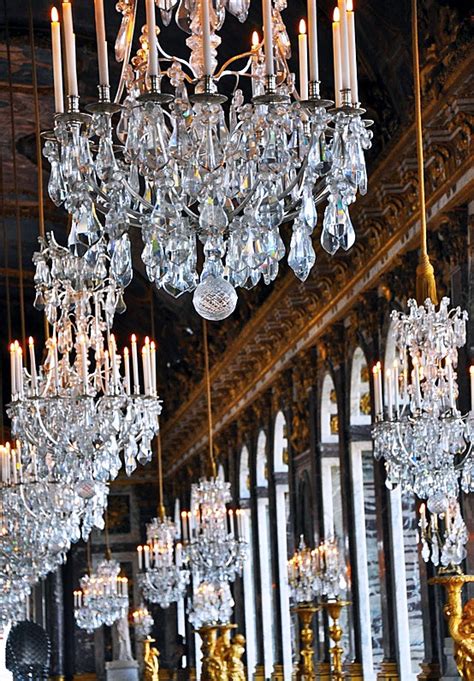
46 0 372 320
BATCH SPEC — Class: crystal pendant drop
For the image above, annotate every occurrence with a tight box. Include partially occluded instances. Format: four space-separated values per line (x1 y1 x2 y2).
193 276 238 321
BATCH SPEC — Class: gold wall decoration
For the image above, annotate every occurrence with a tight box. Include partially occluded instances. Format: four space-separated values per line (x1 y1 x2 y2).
330 415 339 435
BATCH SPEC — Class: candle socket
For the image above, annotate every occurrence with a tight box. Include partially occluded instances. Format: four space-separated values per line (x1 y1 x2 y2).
264 74 277 95
308 80 321 99
97 84 111 103
340 88 352 107
67 95 80 114
149 74 161 94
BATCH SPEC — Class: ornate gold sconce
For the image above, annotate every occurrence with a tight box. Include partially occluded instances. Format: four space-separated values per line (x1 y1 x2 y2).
429 574 474 680
198 623 247 681
293 603 319 680
320 599 350 681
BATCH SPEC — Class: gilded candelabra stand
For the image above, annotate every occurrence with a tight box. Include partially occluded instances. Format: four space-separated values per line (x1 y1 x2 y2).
198 623 246 681
293 603 319 680
429 574 474 680
320 599 350 681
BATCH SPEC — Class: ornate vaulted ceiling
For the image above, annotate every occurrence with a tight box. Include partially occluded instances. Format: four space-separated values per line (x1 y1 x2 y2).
0 0 472 476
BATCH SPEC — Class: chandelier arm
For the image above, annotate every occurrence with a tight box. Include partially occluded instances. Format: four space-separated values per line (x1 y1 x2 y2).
156 42 199 81
215 52 254 80
114 0 138 105
18 484 41 519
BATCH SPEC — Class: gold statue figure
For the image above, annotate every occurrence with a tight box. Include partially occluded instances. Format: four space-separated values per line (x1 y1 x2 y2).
144 636 160 681
226 634 246 681
430 575 474 680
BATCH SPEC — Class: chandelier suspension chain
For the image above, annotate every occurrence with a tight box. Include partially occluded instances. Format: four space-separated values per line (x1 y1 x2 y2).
203 320 216 478
157 432 165 520
28 0 49 339
0 159 11 344
412 0 437 304
4 0 26 348
104 510 112 560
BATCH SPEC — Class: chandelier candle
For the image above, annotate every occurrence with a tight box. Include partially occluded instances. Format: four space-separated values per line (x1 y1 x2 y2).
298 21 309 100
337 0 351 96
61 1 78 98
201 0 212 77
470 366 474 412
94 0 109 87
346 0 358 103
50 8 64 113
332 8 342 107
307 0 319 83
262 0 274 77
145 0 159 78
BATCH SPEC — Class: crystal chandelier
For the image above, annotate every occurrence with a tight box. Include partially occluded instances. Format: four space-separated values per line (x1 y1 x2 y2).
74 555 129 633
182 477 247 584
372 298 474 513
372 0 473 520
137 428 190 609
7 233 162 493
288 536 346 603
419 499 468 572
187 580 235 629
132 603 154 640
45 0 373 320
287 536 319 604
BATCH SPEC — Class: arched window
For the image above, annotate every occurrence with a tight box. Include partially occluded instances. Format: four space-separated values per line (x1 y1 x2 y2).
320 373 352 658
174 498 187 671
384 321 424 680
349 347 383 680
273 412 292 680
256 430 276 678
239 446 257 680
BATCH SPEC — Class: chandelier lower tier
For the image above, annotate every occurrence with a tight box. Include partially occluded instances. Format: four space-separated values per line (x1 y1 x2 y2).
74 558 129 633
45 0 373 320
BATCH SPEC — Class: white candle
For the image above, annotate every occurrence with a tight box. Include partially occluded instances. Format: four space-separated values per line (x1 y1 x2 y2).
412 358 422 409
110 335 118 392
346 0 358 103
131 334 140 394
123 347 131 395
142 347 149 396
104 350 110 394
94 0 109 87
50 8 64 112
79 336 88 391
298 20 309 100
307 0 319 82
251 31 260 96
332 8 342 107
12 449 17 485
201 0 212 77
386 369 393 419
228 509 234 536
137 545 143 570
145 0 159 78
446 357 455 409
150 341 157 395
16 346 24 399
470 366 474 413
145 337 152 395
10 343 17 397
337 0 350 92
28 337 37 394
393 361 400 417
181 511 188 541
144 545 150 569
62 2 78 97
175 542 182 567
262 0 274 77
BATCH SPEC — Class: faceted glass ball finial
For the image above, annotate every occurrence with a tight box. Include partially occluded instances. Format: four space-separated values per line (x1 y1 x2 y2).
193 276 238 321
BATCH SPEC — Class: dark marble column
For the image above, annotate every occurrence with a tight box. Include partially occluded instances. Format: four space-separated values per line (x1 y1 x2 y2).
45 567 65 680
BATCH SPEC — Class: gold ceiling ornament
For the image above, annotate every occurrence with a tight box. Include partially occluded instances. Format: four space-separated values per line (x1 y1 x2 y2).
412 0 438 305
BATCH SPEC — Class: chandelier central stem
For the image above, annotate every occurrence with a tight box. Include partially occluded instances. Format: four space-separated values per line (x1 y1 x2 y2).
203 320 216 478
157 433 165 521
